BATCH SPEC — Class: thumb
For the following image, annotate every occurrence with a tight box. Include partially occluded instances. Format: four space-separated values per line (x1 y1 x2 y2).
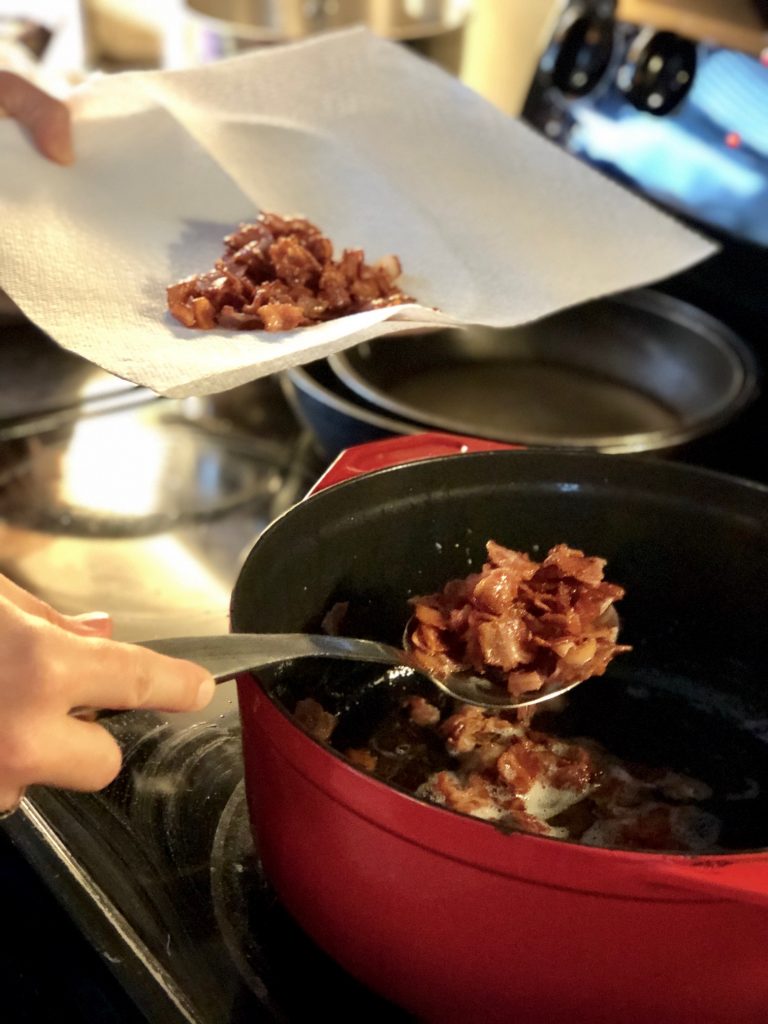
0 71 73 165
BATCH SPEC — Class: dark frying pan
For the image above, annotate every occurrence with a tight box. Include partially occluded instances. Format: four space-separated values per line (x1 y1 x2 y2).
229 433 768 1024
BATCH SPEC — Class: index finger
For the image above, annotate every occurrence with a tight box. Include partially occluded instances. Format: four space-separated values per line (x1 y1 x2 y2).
0 575 112 637
62 634 216 713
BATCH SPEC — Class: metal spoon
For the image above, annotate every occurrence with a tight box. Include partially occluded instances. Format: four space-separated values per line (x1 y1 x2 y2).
136 616 617 711
138 632 519 703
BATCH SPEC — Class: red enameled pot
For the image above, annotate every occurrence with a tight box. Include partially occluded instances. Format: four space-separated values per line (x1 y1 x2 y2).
232 434 768 1024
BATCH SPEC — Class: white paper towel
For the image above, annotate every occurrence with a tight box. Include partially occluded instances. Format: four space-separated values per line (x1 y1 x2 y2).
0 28 717 398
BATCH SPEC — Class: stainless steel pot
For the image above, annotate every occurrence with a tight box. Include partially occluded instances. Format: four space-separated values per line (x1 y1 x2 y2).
328 289 759 455
180 0 472 64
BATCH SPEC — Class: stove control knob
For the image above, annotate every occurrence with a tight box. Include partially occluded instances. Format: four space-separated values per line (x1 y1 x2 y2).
617 28 697 115
546 1 616 97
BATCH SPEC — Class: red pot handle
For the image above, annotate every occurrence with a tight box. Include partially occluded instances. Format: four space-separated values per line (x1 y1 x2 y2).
308 432 519 495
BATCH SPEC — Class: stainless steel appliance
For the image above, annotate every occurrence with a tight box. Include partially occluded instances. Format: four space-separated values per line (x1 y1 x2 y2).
174 0 471 72
0 321 313 640
521 0 768 481
0 321 359 1022
523 1 768 246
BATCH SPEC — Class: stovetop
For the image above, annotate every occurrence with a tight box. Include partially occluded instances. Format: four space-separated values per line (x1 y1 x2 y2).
1 295 766 1022
3 689 405 1023
0 325 405 1021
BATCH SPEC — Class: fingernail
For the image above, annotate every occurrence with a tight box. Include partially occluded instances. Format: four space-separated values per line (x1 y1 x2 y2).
52 138 75 166
69 611 112 635
191 674 216 711
44 118 74 166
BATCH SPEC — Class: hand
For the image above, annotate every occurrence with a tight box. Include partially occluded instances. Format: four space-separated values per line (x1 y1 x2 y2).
0 575 216 813
0 69 73 164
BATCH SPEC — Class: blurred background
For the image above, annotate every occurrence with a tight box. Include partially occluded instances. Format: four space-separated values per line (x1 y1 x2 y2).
4 0 768 248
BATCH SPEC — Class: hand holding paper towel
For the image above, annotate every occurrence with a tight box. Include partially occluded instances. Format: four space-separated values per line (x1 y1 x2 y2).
0 28 717 398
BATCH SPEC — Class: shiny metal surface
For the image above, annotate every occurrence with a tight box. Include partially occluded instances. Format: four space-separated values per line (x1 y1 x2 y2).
329 289 759 454
183 0 472 42
139 631 405 679
0 379 314 641
0 508 277 641
135 631 562 710
0 406 284 535
0 320 144 439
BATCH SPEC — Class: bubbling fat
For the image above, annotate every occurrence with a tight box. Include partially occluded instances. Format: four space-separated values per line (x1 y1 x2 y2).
580 805 721 851
295 687 723 853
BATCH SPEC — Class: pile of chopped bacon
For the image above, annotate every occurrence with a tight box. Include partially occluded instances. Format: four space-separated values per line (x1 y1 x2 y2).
167 211 414 332
407 542 630 698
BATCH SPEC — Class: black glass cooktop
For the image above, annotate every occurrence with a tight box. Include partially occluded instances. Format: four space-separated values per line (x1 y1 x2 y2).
2 682 408 1022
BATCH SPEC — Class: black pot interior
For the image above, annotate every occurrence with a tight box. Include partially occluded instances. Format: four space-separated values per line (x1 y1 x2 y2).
231 451 768 850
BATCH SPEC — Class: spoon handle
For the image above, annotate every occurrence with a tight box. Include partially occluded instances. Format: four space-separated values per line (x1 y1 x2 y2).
71 633 404 722
138 633 404 682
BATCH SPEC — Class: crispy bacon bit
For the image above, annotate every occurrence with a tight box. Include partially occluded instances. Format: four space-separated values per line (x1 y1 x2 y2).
416 703 719 850
293 698 338 743
167 211 414 332
429 771 508 819
321 601 350 637
346 748 378 773
408 542 631 698
404 695 441 728
497 740 556 795
440 706 520 762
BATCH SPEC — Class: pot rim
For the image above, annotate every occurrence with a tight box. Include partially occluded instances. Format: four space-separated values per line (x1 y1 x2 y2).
281 361 420 435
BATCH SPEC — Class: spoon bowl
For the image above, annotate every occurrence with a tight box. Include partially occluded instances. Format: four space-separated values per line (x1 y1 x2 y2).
401 603 621 709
